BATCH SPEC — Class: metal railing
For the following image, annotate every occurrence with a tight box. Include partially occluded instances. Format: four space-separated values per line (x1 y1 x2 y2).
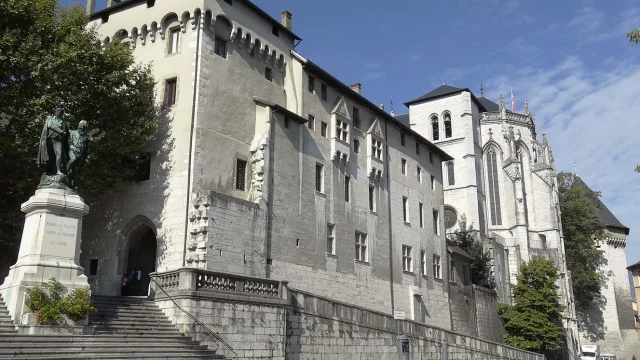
149 276 239 360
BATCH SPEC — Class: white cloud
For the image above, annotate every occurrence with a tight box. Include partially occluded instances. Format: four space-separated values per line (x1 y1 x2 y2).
363 71 385 81
486 55 640 265
568 5 640 43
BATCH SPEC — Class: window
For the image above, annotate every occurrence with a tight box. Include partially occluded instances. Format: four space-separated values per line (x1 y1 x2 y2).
353 139 360 153
272 26 279 37
462 264 469 284
433 210 439 235
401 158 407 175
433 255 441 279
321 122 328 137
327 224 335 255
400 133 406 146
450 259 456 282
369 186 376 212
402 245 413 272
402 196 409 223
444 113 452 138
284 117 289 129
344 175 350 202
336 119 348 142
214 36 227 58
308 75 315 93
321 83 327 101
355 232 367 262
447 161 455 186
430 175 435 190
265 67 273 82
417 166 422 183
419 202 424 228
307 114 315 130
89 259 98 276
315 163 324 193
429 151 433 163
168 27 180 54
416 142 420 155
421 251 427 275
431 116 439 141
371 139 382 160
487 149 503 225
352 107 360 128
235 159 247 191
164 78 177 106
539 234 547 249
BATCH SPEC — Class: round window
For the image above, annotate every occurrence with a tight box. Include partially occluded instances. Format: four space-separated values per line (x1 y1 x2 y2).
444 207 458 229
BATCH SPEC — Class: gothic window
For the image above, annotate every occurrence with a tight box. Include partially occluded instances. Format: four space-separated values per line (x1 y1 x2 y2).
446 161 455 186
444 113 452 138
431 116 439 141
486 148 502 225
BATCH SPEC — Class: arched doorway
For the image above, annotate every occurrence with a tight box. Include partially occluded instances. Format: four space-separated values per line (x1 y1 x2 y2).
124 226 157 296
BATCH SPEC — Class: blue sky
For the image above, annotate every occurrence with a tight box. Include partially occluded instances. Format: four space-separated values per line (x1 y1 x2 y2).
70 1 640 266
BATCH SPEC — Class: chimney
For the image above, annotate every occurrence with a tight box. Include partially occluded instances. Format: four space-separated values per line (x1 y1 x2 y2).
86 0 96 15
390 110 395 116
349 82 361 94
379 104 384 110
281 11 292 31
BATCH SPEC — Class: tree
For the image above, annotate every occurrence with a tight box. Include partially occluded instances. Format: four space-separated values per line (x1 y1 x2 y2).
0 0 158 272
498 257 565 353
449 215 493 287
557 173 605 313
628 27 640 43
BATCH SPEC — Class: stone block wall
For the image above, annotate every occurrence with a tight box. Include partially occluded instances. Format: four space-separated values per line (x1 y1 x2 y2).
473 285 505 343
448 284 477 337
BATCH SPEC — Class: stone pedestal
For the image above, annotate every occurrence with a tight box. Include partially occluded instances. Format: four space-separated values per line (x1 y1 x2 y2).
0 189 90 324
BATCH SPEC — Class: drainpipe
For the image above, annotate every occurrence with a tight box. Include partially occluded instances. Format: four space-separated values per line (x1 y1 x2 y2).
182 14 202 267
383 122 395 313
265 110 277 278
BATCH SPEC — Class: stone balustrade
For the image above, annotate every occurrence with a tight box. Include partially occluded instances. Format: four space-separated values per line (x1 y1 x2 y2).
150 267 287 301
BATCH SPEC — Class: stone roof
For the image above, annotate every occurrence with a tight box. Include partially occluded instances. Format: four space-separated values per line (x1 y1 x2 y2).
573 176 629 234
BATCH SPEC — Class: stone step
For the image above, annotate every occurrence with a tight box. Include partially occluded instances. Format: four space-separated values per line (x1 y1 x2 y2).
0 338 200 346
0 334 192 341
0 343 209 352
0 353 223 360
90 318 173 326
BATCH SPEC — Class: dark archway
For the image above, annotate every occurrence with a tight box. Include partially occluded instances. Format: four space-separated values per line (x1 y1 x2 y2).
124 227 157 296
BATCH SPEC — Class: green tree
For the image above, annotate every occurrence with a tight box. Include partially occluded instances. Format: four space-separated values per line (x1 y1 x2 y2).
557 173 605 313
0 0 158 271
449 215 493 287
498 257 565 353
628 27 640 43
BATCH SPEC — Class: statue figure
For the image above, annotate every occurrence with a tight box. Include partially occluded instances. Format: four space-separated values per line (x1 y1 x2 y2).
36 106 90 191
37 107 70 176
67 120 89 186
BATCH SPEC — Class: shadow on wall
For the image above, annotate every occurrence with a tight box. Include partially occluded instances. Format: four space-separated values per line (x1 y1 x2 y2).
82 105 175 292
578 258 612 343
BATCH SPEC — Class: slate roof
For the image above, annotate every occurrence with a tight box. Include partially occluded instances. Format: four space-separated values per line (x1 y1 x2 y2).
477 97 500 112
403 84 490 112
447 244 474 260
627 260 640 271
573 176 629 234
394 113 410 126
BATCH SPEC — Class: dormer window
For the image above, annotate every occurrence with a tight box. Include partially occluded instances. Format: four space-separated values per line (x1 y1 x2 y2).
336 119 348 142
371 139 382 160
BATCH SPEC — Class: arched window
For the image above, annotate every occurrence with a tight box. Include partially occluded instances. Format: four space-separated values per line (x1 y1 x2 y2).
539 234 547 249
431 116 439 141
444 113 452 138
446 161 455 186
486 148 502 225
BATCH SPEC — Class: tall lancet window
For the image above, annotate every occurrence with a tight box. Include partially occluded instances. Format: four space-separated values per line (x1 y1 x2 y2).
431 116 439 141
446 161 455 186
486 148 502 225
444 113 452 138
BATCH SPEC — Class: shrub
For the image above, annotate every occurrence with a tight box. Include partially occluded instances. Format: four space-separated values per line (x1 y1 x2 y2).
24 277 96 325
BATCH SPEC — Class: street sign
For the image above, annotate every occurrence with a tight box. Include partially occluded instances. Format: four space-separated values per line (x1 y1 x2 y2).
393 309 405 320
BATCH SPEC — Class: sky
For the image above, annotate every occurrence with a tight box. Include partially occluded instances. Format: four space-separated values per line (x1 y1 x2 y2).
70 1 640 266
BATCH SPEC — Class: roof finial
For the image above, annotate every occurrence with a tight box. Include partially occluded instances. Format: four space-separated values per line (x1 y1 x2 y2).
480 82 485 97
499 93 505 110
442 81 445 85
390 94 394 114
524 99 530 115
573 147 578 177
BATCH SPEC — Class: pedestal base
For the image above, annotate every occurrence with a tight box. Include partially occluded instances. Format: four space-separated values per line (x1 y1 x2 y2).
0 189 90 324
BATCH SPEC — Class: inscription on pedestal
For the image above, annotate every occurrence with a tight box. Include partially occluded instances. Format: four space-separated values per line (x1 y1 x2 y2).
44 217 78 249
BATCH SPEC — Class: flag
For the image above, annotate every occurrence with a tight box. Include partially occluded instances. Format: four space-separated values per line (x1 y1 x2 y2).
511 89 515 111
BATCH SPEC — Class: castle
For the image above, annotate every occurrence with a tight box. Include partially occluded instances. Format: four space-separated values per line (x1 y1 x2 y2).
74 0 630 357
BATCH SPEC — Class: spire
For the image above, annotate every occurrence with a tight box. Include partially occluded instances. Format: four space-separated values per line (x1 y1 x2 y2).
524 99 530 115
573 147 578 177
480 82 485 97
510 88 515 111
499 93 505 110
390 95 394 114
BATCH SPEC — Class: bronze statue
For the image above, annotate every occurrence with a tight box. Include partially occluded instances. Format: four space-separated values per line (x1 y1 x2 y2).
67 120 89 186
37 106 90 191
37 107 70 176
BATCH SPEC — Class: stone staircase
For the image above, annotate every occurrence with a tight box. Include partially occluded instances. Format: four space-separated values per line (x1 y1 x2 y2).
0 296 17 334
0 295 224 359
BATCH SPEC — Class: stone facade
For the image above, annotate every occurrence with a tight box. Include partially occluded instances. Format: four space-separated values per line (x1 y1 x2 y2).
399 86 579 353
